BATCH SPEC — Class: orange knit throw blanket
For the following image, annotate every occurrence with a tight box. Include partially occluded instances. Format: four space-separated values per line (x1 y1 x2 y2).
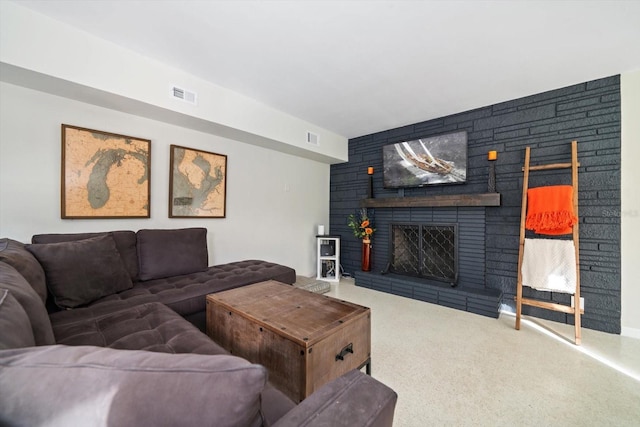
526 185 577 235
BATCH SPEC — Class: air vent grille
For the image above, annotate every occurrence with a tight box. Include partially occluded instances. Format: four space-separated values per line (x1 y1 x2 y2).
171 86 197 105
306 131 319 145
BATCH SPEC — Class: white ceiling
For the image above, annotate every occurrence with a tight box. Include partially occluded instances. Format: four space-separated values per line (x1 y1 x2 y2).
13 0 640 139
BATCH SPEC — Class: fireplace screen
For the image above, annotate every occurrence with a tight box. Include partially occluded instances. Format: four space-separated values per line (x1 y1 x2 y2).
390 223 458 284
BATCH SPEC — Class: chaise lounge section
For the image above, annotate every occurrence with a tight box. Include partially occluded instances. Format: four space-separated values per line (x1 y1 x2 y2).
31 228 296 331
0 228 397 426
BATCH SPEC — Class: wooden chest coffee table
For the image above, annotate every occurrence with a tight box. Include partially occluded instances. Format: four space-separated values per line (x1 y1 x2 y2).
206 280 371 402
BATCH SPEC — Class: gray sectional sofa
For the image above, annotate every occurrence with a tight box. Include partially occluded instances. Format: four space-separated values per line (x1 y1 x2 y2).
0 228 397 427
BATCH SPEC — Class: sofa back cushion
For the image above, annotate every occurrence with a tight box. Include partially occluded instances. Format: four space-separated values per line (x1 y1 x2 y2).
26 235 133 309
0 238 47 304
137 228 208 281
0 345 267 427
0 288 36 349
32 231 139 281
0 262 55 345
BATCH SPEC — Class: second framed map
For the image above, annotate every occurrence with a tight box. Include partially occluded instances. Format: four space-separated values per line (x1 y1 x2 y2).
169 145 227 218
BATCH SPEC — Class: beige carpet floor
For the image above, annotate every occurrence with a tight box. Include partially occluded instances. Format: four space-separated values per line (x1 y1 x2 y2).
325 278 640 426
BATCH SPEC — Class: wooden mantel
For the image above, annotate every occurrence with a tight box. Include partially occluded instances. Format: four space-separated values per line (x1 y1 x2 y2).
359 193 501 208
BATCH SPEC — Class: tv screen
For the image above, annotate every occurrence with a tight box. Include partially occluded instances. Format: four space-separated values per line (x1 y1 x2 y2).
383 131 467 188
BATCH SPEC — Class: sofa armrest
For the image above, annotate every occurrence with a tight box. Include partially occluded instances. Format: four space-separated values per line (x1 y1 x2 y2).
272 370 397 427
0 345 268 427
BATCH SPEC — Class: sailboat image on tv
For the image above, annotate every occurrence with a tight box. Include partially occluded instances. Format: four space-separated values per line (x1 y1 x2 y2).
382 130 467 188
394 140 454 175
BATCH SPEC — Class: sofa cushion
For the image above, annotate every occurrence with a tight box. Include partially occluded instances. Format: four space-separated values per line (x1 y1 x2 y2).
136 228 208 281
0 345 267 427
32 230 139 281
0 289 36 349
50 301 228 355
0 238 47 304
26 235 133 309
0 262 55 346
91 260 297 317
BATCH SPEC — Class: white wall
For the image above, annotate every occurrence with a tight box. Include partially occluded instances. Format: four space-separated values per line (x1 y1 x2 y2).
621 70 640 338
0 1 348 164
0 82 328 276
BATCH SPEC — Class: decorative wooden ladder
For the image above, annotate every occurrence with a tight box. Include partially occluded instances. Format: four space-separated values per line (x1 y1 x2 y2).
515 140 583 345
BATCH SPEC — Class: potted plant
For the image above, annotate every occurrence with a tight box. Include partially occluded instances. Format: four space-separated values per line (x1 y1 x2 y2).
347 208 375 271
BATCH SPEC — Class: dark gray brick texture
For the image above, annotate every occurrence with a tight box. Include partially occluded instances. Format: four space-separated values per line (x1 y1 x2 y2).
330 75 621 333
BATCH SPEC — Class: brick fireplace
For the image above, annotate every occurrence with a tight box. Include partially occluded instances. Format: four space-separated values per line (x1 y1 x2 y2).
330 76 621 332
355 205 502 318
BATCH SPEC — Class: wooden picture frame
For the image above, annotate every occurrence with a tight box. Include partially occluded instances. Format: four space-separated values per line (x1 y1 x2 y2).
61 124 151 219
169 144 227 218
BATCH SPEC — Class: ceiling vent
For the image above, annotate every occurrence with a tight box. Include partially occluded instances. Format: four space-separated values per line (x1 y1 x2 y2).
171 85 197 105
306 131 319 146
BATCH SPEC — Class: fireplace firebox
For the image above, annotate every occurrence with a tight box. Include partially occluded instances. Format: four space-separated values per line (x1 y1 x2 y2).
387 223 458 285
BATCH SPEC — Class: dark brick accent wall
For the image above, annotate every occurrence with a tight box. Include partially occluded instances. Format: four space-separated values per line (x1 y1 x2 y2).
330 75 621 333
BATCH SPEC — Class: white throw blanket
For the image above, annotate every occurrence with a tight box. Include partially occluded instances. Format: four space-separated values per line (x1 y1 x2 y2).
522 238 577 294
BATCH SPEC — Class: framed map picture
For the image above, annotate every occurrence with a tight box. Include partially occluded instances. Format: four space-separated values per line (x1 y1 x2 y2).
169 145 227 218
61 124 151 219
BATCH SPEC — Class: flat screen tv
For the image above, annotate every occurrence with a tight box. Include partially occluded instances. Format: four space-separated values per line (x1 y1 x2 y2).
382 131 467 188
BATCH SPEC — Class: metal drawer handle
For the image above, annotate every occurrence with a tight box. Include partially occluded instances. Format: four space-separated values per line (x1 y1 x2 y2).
335 343 354 361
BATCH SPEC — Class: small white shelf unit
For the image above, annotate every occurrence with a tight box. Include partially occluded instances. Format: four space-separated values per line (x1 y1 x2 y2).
316 235 340 282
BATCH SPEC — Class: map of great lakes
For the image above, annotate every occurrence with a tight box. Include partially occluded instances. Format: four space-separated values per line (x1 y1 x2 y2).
63 126 150 218
170 145 226 217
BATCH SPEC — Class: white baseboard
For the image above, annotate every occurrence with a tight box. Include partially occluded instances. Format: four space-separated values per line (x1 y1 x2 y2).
621 326 640 340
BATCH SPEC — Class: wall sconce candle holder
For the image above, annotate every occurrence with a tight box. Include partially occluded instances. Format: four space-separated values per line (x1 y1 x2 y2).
488 151 497 193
